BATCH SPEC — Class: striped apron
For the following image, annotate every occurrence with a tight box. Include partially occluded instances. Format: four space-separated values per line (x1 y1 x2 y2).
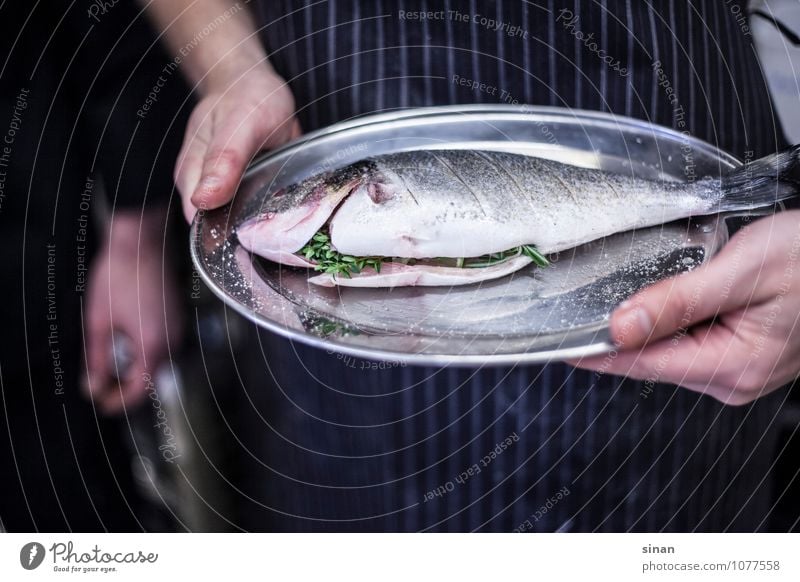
232 0 788 531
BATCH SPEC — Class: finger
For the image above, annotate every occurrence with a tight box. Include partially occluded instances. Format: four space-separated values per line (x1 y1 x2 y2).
107 314 173 415
678 380 769 406
174 119 213 223
610 230 767 349
288 118 303 141
190 112 260 211
572 320 752 390
679 381 739 404
182 192 198 225
84 301 111 402
100 356 148 416
174 132 206 198
175 141 207 223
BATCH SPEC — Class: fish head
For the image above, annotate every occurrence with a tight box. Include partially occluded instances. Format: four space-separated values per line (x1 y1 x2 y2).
237 160 378 257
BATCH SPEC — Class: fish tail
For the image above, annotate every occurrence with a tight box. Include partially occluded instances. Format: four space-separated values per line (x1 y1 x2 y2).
716 144 800 211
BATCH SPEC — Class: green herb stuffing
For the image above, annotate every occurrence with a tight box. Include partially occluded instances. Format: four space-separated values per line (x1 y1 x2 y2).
299 230 384 278
299 227 550 278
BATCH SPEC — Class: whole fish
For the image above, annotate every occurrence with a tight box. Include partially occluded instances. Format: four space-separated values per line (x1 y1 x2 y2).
237 147 800 287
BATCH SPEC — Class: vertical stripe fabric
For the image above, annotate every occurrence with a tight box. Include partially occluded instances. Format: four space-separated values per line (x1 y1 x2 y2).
238 0 787 531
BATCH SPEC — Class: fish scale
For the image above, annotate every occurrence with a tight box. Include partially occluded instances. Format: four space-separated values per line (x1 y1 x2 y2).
329 149 705 258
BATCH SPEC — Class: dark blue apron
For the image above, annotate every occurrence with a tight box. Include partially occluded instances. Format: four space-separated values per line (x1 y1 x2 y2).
233 0 786 531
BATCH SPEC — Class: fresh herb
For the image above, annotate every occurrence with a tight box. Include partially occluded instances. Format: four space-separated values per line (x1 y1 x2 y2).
521 245 550 267
299 229 385 278
298 227 549 278
299 312 359 338
462 245 550 268
461 247 523 268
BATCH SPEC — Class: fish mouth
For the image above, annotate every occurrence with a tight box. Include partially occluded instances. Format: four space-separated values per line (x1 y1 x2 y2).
236 174 366 261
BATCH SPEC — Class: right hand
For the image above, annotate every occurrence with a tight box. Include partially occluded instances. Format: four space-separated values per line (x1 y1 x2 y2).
175 67 302 222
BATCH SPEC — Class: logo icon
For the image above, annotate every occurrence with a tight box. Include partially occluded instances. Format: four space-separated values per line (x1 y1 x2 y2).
20 542 45 570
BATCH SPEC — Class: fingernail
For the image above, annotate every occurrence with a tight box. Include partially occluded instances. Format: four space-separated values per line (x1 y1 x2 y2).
192 176 221 209
198 175 221 195
613 306 652 346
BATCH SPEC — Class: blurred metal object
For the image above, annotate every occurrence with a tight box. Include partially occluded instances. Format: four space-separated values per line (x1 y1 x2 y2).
191 105 739 366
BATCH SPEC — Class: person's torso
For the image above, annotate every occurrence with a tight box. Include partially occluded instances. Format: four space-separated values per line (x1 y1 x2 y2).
255 0 783 159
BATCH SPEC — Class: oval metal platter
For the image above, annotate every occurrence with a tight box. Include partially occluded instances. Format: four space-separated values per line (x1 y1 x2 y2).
190 105 738 366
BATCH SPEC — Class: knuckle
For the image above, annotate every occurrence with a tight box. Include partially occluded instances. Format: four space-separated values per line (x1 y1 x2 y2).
206 148 241 172
731 365 767 395
650 283 694 332
722 391 755 406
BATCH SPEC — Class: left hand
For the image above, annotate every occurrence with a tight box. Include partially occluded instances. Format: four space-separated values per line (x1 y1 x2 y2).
84 209 182 415
571 211 800 405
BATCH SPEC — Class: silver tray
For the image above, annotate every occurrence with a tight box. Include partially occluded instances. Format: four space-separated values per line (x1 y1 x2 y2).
190 105 737 366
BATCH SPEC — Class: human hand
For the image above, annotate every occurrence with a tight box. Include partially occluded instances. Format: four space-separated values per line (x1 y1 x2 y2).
571 211 800 405
175 67 301 222
84 210 182 415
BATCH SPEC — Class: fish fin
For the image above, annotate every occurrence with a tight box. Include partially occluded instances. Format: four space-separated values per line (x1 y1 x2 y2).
717 144 800 211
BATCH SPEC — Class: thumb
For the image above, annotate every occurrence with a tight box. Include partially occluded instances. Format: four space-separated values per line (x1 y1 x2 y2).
287 117 303 142
191 117 258 211
84 311 111 400
191 114 303 211
610 240 760 349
